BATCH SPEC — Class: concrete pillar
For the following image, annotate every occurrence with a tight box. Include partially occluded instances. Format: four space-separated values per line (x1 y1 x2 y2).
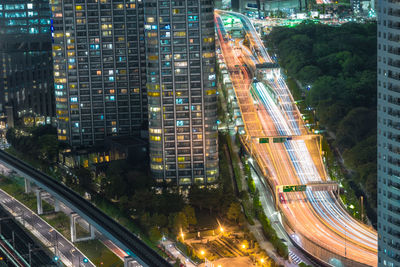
54 199 60 212
70 212 77 243
24 178 31 194
124 256 136 267
70 212 95 243
89 224 95 239
36 189 43 215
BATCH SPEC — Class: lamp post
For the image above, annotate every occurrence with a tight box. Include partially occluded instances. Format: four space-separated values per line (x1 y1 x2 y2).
201 250 210 267
344 225 347 258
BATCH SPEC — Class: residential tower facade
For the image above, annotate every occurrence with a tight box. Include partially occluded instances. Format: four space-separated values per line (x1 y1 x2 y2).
50 0 147 146
144 0 218 185
378 0 400 265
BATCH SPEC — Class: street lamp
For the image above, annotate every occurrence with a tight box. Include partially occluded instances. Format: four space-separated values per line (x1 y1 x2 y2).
179 228 184 242
344 225 347 258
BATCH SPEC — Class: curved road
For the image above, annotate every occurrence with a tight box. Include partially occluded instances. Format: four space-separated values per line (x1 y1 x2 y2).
215 10 377 266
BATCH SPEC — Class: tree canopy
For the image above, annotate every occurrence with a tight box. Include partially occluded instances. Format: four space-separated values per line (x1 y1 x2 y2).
267 21 377 209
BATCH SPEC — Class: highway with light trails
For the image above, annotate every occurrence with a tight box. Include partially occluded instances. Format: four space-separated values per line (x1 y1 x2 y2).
215 10 377 267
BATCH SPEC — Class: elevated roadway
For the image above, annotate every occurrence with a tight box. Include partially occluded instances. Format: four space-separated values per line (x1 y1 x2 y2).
0 150 171 267
216 10 377 267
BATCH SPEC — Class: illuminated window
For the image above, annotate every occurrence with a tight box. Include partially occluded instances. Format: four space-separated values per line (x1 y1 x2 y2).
203 52 215 58
148 55 158 60
153 157 163 163
149 128 161 134
149 107 160 112
174 31 186 37
151 164 163 170
150 135 161 141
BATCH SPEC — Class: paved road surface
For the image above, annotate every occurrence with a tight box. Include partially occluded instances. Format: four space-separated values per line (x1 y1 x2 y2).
0 189 95 267
160 239 196 267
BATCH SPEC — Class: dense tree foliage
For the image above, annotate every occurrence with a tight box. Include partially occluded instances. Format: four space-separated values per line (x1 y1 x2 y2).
267 22 377 207
6 125 61 163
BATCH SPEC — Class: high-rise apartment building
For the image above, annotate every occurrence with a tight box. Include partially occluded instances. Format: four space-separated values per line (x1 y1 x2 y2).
51 0 147 146
0 1 54 118
144 0 218 185
378 1 400 266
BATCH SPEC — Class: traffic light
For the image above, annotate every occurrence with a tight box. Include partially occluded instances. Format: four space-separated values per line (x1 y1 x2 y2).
54 256 59 262
83 258 89 263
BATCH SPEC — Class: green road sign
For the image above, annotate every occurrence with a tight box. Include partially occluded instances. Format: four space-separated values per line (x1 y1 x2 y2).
259 138 269 143
295 185 307 191
283 185 307 192
273 137 286 143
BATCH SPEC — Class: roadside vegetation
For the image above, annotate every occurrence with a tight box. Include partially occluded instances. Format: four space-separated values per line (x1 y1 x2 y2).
216 63 288 264
4 122 266 265
0 176 122 267
266 21 377 224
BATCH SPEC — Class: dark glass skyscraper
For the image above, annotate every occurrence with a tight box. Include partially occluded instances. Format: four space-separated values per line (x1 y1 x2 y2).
144 0 218 185
0 1 54 118
51 0 147 146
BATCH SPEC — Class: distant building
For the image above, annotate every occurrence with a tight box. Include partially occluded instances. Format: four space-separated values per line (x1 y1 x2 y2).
0 1 55 121
233 0 307 13
143 0 219 185
50 0 147 146
377 0 400 265
351 0 362 13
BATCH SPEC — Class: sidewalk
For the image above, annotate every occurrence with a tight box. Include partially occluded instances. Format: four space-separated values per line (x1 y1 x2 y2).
160 239 196 267
0 189 95 267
